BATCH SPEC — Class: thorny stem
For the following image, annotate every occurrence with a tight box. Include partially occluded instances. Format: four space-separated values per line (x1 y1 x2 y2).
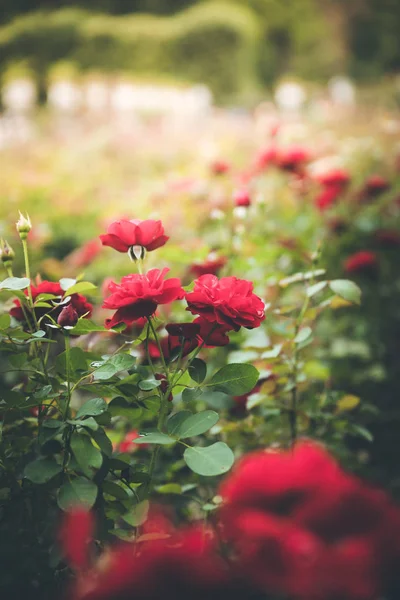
147 317 169 381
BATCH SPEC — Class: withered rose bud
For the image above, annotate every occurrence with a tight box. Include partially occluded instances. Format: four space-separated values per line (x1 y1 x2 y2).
57 303 79 328
0 239 15 268
16 211 32 239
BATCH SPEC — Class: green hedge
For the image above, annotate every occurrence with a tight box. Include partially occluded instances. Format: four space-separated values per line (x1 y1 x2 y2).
0 3 261 101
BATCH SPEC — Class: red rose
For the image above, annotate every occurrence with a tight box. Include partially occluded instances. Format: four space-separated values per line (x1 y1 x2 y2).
275 146 311 173
210 160 230 176
219 441 400 600
233 189 251 207
118 430 140 453
103 268 184 329
57 303 79 328
100 219 169 255
344 251 378 275
10 281 92 328
66 239 102 269
359 175 391 202
165 322 201 339
64 513 252 600
254 146 277 172
315 169 351 189
185 275 265 331
189 254 227 278
314 185 343 211
194 317 231 347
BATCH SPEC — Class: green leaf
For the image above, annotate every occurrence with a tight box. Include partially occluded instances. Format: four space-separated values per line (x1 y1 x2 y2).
138 378 161 391
102 480 130 501
8 352 28 368
143 396 161 413
183 442 234 476
69 319 108 335
0 389 25 406
207 363 259 395
90 427 113 457
108 397 142 421
134 432 176 445
64 281 97 296
182 387 203 402
167 411 193 436
57 478 98 511
329 280 361 305
56 347 88 377
70 432 103 477
156 483 182 494
70 416 99 431
188 359 207 384
0 314 11 329
0 277 30 290
307 281 327 297
76 398 108 419
294 327 312 344
24 458 62 484
173 410 219 439
122 500 149 527
93 354 136 381
201 391 234 410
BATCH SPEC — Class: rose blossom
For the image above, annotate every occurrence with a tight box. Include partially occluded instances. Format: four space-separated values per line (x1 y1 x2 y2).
189 253 227 278
103 268 184 329
100 219 169 258
233 189 251 208
185 274 265 331
219 441 400 600
344 251 379 275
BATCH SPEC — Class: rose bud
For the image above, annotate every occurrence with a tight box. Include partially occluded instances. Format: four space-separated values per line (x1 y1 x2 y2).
155 373 173 401
16 211 32 239
0 239 15 269
57 303 79 328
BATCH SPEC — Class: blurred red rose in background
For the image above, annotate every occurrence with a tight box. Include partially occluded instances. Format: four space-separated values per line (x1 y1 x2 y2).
344 251 379 275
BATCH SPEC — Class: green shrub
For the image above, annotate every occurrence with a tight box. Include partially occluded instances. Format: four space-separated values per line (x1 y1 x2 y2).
0 3 261 101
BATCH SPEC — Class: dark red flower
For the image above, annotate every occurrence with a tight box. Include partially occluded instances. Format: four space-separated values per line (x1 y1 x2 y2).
103 268 184 329
189 254 227 278
118 430 140 453
374 229 400 248
60 509 94 571
315 169 351 189
359 175 391 202
233 189 251 208
275 146 311 173
344 251 379 275
185 275 265 331
155 373 173 401
194 317 231 347
10 281 92 328
210 160 230 176
57 303 79 328
219 441 400 600
315 185 343 211
65 514 251 600
254 146 277 172
100 219 169 254
66 239 102 269
166 322 201 339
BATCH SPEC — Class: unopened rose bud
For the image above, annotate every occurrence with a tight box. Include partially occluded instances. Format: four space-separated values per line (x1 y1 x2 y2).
0 239 15 268
16 211 32 239
57 303 79 328
128 245 146 262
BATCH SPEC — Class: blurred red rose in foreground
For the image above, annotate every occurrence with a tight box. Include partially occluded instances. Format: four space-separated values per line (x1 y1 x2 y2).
219 441 400 600
10 280 92 329
100 219 169 255
103 268 184 329
344 251 379 275
63 512 252 600
185 274 265 331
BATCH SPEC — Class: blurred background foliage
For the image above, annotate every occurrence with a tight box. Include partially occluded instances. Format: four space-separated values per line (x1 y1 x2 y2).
0 0 399 102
